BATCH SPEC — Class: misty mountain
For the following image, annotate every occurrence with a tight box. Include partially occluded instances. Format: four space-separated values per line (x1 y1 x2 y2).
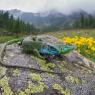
5 9 89 30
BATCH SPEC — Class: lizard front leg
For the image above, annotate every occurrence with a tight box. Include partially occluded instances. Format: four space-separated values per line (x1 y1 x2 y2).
33 49 45 59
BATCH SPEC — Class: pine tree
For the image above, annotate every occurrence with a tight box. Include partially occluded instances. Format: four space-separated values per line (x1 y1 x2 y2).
13 18 21 37
88 15 94 28
0 11 37 36
80 13 85 28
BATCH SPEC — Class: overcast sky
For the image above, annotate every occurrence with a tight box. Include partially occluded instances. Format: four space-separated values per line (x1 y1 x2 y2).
0 0 95 14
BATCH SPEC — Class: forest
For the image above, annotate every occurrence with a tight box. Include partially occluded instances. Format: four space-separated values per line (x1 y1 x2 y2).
74 13 95 29
0 11 37 36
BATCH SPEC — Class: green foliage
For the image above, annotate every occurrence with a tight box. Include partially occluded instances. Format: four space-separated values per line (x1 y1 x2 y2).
48 29 95 38
0 11 37 36
0 36 17 43
74 13 95 29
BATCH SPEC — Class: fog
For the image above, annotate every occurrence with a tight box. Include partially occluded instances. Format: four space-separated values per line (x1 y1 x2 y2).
0 0 95 14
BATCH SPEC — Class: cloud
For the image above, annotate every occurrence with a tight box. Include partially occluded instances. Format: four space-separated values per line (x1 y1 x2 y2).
42 0 95 14
0 0 46 12
0 0 95 13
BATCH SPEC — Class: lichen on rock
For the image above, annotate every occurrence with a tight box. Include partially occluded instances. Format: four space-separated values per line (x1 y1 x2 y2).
0 66 6 78
23 80 47 94
0 39 95 95
29 73 42 81
36 57 56 72
13 69 20 76
0 76 13 95
65 75 81 84
52 83 70 95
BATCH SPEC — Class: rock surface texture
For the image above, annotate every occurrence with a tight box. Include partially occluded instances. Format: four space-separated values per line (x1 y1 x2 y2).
0 43 95 95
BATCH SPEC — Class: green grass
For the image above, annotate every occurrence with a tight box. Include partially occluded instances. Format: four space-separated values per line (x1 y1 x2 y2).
0 36 18 43
1 29 95 43
46 29 95 38
0 28 18 43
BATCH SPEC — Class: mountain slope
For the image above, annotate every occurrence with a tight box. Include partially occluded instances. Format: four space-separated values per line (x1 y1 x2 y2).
6 9 89 30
